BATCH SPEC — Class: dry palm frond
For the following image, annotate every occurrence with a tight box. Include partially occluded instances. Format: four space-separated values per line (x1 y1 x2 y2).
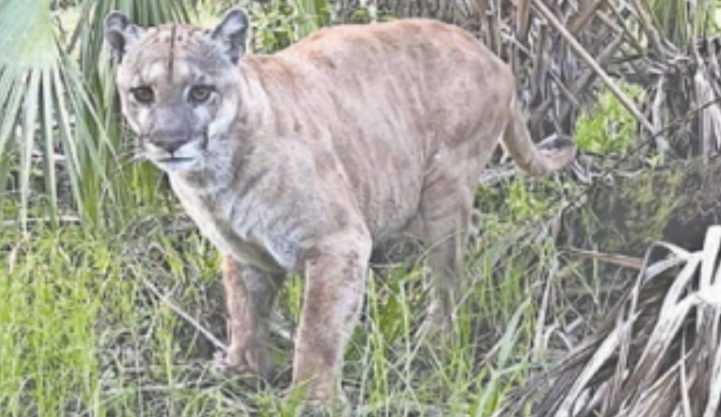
506 226 721 417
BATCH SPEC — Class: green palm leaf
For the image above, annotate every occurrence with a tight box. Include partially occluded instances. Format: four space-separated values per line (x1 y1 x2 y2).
0 0 192 231
0 0 104 230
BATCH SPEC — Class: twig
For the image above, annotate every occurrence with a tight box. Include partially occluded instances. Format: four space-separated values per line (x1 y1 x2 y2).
1 215 81 227
626 0 667 55
602 4 645 54
570 0 607 35
565 247 644 270
531 0 656 135
139 275 228 353
515 0 532 42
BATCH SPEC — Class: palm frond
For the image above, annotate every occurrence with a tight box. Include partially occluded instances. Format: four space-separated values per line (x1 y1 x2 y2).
508 226 721 417
0 0 194 230
0 0 108 229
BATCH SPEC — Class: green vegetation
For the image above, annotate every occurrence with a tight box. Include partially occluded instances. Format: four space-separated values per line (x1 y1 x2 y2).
574 83 644 155
4 0 719 415
0 1 594 414
0 0 188 231
647 0 719 50
0 203 570 416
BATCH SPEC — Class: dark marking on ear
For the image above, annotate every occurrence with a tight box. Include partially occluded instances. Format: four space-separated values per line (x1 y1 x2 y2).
104 11 141 62
211 9 249 64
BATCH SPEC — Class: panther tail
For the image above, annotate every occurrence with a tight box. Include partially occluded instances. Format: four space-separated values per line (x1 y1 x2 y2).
501 99 576 176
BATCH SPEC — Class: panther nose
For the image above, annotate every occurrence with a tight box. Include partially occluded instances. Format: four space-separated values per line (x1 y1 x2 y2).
149 135 190 154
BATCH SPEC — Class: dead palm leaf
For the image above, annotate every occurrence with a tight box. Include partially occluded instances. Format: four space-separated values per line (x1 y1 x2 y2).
505 226 721 417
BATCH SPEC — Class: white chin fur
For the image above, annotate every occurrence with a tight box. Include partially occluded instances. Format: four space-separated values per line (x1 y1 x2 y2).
151 157 201 173
144 140 203 172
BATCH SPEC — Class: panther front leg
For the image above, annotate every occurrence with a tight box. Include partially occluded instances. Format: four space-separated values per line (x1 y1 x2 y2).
291 231 371 408
222 255 284 379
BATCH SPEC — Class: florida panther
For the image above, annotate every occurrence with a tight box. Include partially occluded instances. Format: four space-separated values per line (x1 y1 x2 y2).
104 8 575 410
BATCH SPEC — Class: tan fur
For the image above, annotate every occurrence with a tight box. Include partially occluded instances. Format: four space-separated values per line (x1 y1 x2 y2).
107 12 575 407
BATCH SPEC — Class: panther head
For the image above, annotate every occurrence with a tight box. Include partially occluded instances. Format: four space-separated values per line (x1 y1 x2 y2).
104 9 248 173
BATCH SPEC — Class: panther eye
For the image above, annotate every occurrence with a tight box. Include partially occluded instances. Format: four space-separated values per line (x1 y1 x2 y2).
188 85 214 103
130 86 154 104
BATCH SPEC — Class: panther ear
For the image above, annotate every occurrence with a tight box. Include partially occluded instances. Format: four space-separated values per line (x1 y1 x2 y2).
104 12 142 62
211 9 249 64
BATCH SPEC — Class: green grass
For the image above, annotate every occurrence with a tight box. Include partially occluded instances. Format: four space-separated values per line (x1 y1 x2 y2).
0 171 582 417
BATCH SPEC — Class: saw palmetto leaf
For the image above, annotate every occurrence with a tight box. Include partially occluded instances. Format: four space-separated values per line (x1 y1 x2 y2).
0 0 110 229
0 0 192 230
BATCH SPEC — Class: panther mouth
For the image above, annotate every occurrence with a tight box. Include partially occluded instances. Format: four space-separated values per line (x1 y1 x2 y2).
151 155 200 173
157 156 196 164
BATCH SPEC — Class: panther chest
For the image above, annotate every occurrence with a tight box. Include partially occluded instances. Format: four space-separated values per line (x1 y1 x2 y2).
170 180 286 272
